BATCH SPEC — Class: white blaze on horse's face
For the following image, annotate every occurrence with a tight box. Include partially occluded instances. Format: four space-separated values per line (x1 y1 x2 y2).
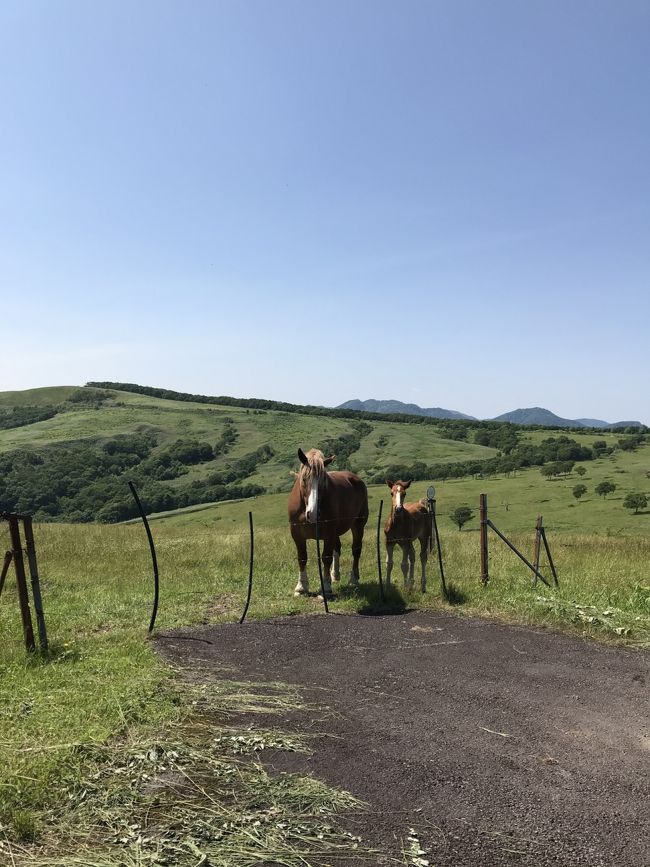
305 474 319 523
394 485 404 512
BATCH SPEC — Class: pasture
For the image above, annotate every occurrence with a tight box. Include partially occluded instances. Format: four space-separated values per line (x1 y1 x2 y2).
2 499 649 863
1 386 649 863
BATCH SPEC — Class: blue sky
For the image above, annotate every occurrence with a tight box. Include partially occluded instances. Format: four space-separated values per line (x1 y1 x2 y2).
1 1 648 423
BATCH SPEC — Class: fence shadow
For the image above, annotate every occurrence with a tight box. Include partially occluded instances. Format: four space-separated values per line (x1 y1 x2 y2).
444 581 468 606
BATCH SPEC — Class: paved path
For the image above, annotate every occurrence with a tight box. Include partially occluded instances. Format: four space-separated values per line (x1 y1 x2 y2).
157 611 650 866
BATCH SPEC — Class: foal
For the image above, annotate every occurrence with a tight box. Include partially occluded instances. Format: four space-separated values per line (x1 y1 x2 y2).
384 480 432 592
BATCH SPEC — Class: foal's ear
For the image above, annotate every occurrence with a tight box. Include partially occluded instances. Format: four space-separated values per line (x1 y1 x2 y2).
385 479 394 489
298 448 309 466
324 454 335 466
403 480 412 489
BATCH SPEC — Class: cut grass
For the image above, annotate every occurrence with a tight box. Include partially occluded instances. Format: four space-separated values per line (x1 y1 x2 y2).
2 679 376 867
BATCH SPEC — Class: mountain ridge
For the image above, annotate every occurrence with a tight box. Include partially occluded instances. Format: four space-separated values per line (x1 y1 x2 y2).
337 399 644 429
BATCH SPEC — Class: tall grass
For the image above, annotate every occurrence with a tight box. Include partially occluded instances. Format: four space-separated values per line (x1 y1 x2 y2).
1 518 648 853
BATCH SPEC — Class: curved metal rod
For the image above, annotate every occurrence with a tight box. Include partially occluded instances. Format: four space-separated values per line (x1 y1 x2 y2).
431 509 448 600
239 512 254 624
376 499 385 602
128 481 160 632
315 502 329 613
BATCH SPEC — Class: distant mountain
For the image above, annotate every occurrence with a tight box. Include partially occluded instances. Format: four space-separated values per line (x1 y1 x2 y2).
574 418 610 428
492 407 644 429
491 407 582 427
336 399 476 421
606 420 645 430
338 400 644 429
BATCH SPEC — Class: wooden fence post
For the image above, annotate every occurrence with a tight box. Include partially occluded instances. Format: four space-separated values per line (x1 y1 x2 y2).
8 515 36 652
22 516 49 652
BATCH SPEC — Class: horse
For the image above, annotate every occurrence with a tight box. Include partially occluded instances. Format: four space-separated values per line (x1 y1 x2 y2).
384 479 432 593
288 448 368 597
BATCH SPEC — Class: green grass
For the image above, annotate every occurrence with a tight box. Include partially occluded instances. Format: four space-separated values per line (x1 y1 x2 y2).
1 386 649 862
0 387 80 409
1 499 649 859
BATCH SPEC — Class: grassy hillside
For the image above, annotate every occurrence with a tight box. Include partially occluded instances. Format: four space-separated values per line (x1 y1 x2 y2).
0 386 499 521
0 384 647 534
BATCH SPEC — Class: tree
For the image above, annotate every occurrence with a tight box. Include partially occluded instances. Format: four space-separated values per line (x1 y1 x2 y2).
572 484 587 500
450 505 475 531
623 493 648 514
575 466 586 477
595 481 616 498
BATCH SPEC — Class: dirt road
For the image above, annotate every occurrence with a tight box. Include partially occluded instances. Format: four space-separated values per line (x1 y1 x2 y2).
157 611 650 866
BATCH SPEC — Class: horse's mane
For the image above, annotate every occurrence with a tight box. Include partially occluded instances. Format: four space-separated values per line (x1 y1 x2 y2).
298 448 326 485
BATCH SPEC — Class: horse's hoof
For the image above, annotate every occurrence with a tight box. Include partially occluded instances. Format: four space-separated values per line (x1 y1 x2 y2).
293 588 308 597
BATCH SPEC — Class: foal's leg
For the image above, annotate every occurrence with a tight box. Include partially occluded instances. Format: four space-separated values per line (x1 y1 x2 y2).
292 536 309 596
399 542 410 590
400 542 416 591
419 536 428 593
385 540 395 586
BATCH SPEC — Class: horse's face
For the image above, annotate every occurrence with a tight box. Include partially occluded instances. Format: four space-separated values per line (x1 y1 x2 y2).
386 479 411 514
298 448 335 522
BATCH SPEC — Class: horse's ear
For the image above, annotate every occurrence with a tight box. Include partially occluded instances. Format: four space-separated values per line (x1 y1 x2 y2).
403 480 412 488
324 454 335 466
298 448 309 466
385 480 394 489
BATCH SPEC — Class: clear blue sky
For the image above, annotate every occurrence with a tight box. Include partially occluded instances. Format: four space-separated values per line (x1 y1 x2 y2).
1 1 648 423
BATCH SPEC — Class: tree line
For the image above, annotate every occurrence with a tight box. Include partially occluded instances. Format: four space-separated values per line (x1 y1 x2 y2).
0 433 269 523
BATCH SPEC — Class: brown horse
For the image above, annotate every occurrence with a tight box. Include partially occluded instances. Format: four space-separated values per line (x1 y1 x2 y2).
384 480 432 592
288 448 368 597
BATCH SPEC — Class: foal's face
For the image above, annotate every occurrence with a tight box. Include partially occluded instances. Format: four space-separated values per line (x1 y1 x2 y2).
386 479 411 514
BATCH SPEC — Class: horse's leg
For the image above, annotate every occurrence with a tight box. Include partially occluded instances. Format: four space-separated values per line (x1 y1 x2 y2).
319 538 334 598
331 536 341 584
401 542 415 591
350 519 365 586
385 540 395 587
419 536 428 593
292 535 309 596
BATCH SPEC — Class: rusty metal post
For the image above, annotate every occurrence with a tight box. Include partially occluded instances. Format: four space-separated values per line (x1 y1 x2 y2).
486 519 551 588
8 515 36 652
431 505 448 601
21 516 49 653
533 515 543 587
479 494 489 585
540 527 559 587
0 551 12 599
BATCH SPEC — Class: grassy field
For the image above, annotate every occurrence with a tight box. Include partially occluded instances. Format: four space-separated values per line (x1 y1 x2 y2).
1 386 649 863
2 507 649 860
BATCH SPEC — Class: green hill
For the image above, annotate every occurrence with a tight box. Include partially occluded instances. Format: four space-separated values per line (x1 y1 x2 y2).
0 384 499 522
0 383 647 532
